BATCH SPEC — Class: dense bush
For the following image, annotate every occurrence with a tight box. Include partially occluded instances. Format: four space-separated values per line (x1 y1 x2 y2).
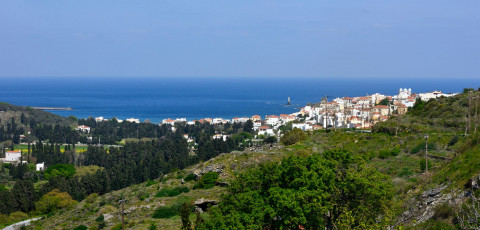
145 180 157 187
184 173 196 182
74 225 88 230
448 135 460 146
411 142 436 154
44 164 76 180
432 202 454 220
155 187 190 197
35 189 78 214
198 149 394 229
152 206 177 219
264 136 278 144
378 147 401 159
280 128 307 145
193 172 219 189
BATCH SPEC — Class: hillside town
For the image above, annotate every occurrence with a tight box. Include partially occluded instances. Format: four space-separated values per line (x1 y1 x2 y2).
85 89 457 140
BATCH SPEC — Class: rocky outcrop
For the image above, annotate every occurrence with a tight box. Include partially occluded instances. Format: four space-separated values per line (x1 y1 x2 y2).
193 164 224 178
194 198 219 213
397 185 465 226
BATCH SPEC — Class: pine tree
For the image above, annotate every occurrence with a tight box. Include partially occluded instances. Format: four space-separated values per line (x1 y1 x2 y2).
180 202 192 230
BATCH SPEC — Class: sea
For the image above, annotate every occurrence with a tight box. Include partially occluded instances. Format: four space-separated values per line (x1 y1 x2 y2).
0 77 478 124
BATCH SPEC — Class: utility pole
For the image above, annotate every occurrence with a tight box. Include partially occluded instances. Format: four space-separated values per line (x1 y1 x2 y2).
475 96 478 134
119 199 127 230
425 135 429 172
468 92 472 134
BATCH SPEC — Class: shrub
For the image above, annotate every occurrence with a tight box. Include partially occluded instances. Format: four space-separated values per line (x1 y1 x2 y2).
280 128 307 146
86 193 99 203
74 225 88 230
193 172 219 189
184 173 196 182
397 167 413 177
264 136 278 144
8 211 28 222
448 135 459 146
111 223 123 230
0 214 9 225
149 223 157 230
145 180 157 187
155 187 189 197
377 149 391 159
137 190 150 201
411 142 436 154
95 214 104 222
35 189 78 214
152 206 177 219
432 203 453 220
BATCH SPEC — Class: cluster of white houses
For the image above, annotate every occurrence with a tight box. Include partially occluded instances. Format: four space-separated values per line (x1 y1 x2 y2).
157 88 457 132
78 89 457 138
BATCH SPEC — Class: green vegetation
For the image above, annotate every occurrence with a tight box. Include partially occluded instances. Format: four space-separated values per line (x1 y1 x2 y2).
2 89 480 229
44 164 76 180
152 206 177 219
155 187 190 197
193 172 219 189
198 149 393 229
35 189 78 214
73 225 88 230
183 173 196 182
280 128 307 145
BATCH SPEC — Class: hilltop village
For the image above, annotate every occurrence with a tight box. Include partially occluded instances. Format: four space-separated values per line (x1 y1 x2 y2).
86 89 457 140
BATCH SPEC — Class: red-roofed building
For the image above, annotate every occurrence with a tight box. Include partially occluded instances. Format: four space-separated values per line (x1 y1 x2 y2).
162 118 175 126
76 125 91 133
251 115 261 122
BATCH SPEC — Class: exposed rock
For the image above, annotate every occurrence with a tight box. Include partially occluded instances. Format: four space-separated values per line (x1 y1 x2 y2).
103 213 114 222
193 164 225 178
194 198 218 212
397 185 464 226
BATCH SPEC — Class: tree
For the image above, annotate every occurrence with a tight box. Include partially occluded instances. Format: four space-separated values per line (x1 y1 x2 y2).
12 180 36 213
264 136 277 144
180 202 192 230
243 120 254 134
44 164 76 180
280 128 307 146
199 149 394 229
35 189 78 214
377 98 390 106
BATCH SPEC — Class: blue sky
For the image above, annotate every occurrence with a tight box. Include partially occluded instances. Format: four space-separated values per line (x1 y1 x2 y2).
0 1 479 78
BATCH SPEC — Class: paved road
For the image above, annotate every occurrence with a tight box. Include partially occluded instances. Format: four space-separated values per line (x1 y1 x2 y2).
2 218 41 230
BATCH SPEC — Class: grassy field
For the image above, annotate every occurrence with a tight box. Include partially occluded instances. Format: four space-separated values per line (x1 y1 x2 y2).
13 144 89 153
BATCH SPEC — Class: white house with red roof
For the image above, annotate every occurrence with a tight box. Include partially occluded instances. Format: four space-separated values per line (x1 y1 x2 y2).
265 115 280 126
258 126 275 136
162 118 175 126
251 115 261 122
76 125 91 133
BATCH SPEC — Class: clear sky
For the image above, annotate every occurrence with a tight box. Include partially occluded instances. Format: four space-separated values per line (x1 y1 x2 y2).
0 1 478 78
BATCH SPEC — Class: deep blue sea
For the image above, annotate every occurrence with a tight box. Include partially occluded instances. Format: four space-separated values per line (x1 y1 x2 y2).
0 77 478 123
